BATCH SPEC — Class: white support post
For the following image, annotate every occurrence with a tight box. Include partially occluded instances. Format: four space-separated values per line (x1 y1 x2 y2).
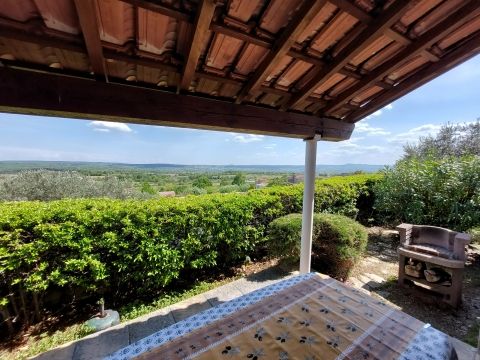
300 134 321 274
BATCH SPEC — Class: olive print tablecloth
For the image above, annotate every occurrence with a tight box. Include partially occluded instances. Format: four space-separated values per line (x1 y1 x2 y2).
106 273 456 360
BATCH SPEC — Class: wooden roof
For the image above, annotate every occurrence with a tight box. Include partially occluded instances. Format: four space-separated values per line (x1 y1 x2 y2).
0 0 480 140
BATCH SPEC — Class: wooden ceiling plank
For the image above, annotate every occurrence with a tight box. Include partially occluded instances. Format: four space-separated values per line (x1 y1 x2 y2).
284 0 412 110
0 67 354 140
179 0 217 91
323 0 480 115
346 30 480 123
235 0 328 104
73 0 107 80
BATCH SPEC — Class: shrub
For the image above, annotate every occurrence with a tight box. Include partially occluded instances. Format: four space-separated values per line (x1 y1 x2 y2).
0 174 378 331
311 213 368 280
267 213 368 279
468 226 480 244
219 185 240 193
374 156 480 231
267 214 303 259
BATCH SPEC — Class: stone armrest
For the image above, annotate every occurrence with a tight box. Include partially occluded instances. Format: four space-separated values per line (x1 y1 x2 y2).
396 223 413 245
453 232 471 261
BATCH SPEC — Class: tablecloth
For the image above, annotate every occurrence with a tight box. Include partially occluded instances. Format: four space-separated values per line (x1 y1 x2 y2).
106 273 456 360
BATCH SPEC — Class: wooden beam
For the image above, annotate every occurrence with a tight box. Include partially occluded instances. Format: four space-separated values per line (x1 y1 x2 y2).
73 0 107 80
0 67 354 140
210 22 272 48
346 30 480 123
118 0 192 23
179 0 217 91
236 0 328 103
0 17 84 53
329 0 372 23
283 0 412 110
322 0 480 115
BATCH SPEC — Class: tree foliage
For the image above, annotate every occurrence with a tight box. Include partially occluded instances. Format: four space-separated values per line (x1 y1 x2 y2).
232 173 246 186
374 156 480 231
0 170 144 201
192 175 213 188
403 121 480 160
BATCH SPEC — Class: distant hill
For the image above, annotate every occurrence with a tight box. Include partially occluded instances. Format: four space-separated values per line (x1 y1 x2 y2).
0 161 385 174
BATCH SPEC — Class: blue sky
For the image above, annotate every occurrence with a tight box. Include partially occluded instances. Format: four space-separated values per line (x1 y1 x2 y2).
1 55 479 165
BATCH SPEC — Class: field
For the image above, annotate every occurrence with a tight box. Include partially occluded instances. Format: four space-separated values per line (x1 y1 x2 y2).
0 161 384 199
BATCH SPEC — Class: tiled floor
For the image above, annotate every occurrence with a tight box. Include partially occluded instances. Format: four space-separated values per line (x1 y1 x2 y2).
33 266 476 360
33 267 298 360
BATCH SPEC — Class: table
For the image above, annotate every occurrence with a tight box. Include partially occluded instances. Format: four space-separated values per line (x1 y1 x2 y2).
106 273 456 360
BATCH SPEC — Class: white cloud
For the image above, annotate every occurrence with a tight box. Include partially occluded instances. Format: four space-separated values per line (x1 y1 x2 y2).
388 123 442 144
355 122 391 136
263 144 277 150
230 133 265 143
365 103 393 119
88 121 133 133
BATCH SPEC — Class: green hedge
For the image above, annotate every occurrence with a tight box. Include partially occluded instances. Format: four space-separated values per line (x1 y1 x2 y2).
0 174 379 330
267 213 368 279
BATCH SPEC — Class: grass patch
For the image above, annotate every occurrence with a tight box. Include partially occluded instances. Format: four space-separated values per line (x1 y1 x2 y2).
0 277 235 360
0 324 94 360
464 322 479 348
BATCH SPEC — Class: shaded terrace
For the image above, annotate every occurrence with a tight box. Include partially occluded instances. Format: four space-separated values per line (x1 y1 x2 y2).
0 0 480 358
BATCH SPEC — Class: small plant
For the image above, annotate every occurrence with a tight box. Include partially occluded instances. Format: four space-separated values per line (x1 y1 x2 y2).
97 298 106 318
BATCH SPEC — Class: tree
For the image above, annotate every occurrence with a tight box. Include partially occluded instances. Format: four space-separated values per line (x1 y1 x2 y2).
192 175 212 188
267 176 290 187
0 170 143 201
140 181 156 195
232 173 246 186
403 120 480 160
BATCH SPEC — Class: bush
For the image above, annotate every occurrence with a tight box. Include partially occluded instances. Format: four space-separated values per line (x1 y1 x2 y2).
468 226 480 244
267 214 303 259
0 174 378 331
374 156 480 231
267 213 368 279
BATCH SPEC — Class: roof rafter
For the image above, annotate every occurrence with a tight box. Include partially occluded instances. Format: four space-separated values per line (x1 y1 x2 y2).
235 0 328 104
283 0 412 110
73 0 107 80
179 0 217 91
345 30 480 123
322 0 480 115
0 15 394 97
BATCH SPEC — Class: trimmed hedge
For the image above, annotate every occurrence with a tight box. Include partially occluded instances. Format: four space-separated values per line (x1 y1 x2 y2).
267 213 368 279
0 174 379 331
